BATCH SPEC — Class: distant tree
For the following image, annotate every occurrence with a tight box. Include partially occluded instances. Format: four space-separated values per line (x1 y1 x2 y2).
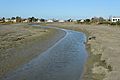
34 18 38 22
108 15 112 21
31 17 36 22
40 18 45 22
28 17 38 22
16 16 22 23
7 18 11 20
85 19 91 23
91 17 106 24
91 17 99 23
2 17 5 22
76 20 81 24
11 17 16 20
116 21 120 25
98 17 105 23
28 17 32 22
67 19 72 22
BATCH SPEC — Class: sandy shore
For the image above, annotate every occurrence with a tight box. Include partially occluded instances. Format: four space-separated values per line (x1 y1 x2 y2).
46 23 120 80
0 24 66 78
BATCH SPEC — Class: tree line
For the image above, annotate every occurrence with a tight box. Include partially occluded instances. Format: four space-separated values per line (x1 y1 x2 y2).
0 16 46 23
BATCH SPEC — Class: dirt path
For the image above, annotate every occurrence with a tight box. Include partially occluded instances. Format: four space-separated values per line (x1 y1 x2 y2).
46 23 120 80
0 24 66 78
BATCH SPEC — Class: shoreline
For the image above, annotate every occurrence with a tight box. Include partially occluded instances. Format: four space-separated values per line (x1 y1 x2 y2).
0 24 66 78
46 23 120 80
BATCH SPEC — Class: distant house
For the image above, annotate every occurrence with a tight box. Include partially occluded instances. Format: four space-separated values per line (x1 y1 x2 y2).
37 19 41 23
5 19 10 22
47 19 54 23
111 16 120 22
11 19 16 23
80 19 85 23
72 19 77 22
58 20 65 23
0 19 3 23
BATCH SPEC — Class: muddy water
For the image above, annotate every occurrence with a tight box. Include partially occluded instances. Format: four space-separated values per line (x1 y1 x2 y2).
2 29 88 80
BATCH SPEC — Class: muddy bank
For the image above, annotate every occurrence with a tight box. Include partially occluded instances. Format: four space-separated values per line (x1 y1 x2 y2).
46 23 120 80
0 24 66 78
1 29 88 80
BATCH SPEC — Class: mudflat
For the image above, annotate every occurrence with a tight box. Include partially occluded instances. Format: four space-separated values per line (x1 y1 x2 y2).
0 24 66 78
46 23 120 80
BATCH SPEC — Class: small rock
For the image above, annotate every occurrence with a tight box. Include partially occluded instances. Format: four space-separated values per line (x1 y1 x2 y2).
92 66 109 75
88 36 96 40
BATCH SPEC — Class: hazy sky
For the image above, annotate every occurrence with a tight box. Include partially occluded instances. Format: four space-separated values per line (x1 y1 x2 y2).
0 0 119 19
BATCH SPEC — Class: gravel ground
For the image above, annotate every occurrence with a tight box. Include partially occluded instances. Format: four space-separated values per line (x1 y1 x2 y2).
46 23 120 80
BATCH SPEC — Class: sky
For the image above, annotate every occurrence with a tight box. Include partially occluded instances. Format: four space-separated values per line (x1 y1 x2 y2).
0 0 120 19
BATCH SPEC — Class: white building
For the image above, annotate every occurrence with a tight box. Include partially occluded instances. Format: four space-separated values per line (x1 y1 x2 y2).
112 16 120 22
72 19 77 22
58 20 65 23
80 19 84 23
37 19 41 23
5 19 10 22
47 19 54 23
11 19 16 23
